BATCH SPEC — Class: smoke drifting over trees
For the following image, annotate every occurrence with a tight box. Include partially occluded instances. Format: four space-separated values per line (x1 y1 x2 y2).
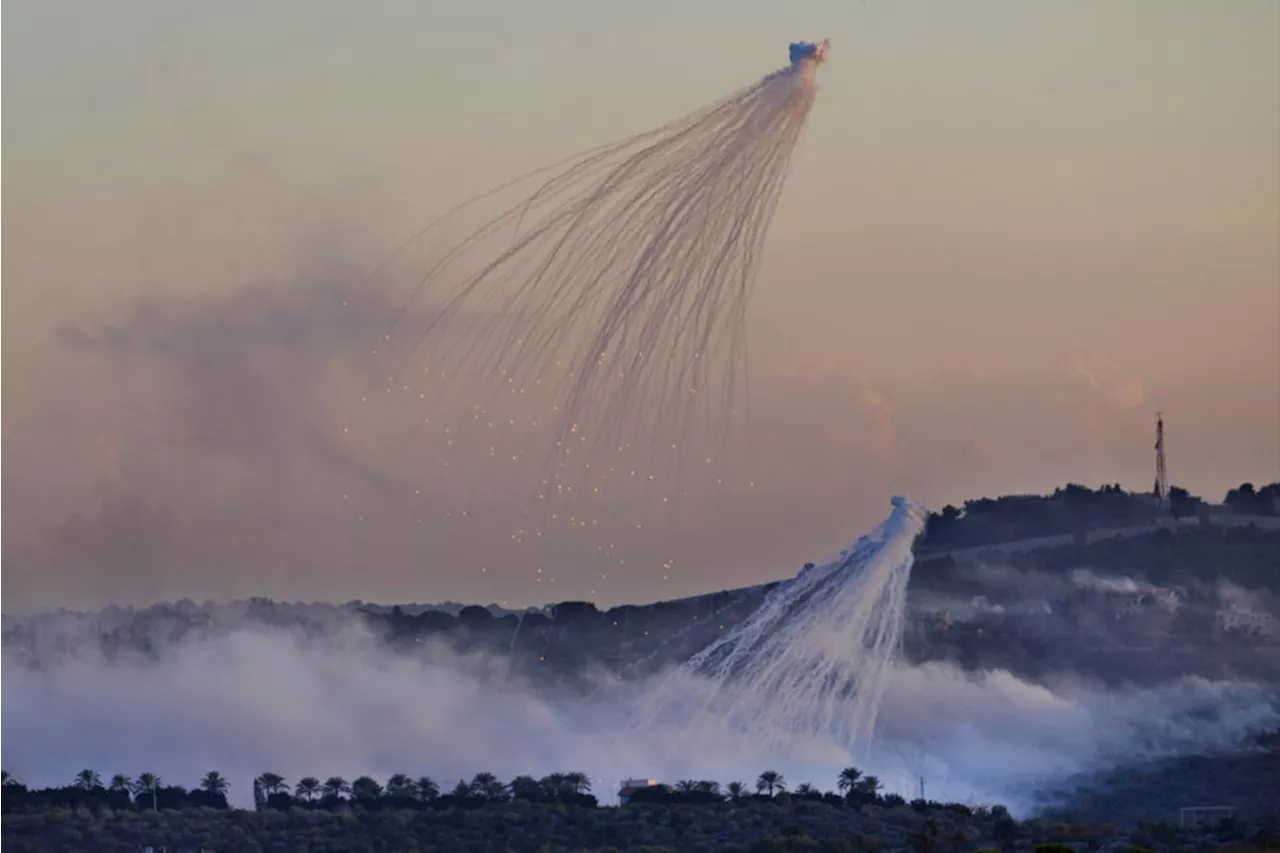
5 489 1279 820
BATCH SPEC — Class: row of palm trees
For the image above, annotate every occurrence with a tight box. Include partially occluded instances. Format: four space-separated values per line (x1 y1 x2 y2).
253 770 593 804
7 766 882 806
674 767 882 800
32 770 175 811
222 768 881 803
5 769 228 803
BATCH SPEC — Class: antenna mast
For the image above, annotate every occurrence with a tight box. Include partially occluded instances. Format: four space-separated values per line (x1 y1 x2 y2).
1154 412 1168 503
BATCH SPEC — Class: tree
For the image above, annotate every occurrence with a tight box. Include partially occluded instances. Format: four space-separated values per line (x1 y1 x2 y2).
837 767 863 797
508 775 542 801
856 775 882 797
256 773 287 797
386 774 417 798
415 776 439 801
350 776 383 801
908 818 940 853
295 777 321 802
322 777 350 800
795 783 818 796
0 771 13 787
133 773 161 811
458 605 495 629
1226 483 1257 512
676 780 699 793
695 780 721 797
563 771 592 795
1225 482 1280 516
73 769 102 791
726 781 746 800
469 772 507 801
540 773 569 800
756 770 785 797
109 774 132 794
1169 486 1196 519
200 772 230 797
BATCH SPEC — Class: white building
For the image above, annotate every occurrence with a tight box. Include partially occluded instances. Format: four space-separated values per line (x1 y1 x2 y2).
618 778 660 805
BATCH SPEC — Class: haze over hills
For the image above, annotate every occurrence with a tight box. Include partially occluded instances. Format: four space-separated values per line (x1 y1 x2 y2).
7 482 1278 680
4 481 1278 824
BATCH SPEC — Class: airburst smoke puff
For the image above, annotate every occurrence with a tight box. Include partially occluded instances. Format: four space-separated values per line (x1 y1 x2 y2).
368 41 829 496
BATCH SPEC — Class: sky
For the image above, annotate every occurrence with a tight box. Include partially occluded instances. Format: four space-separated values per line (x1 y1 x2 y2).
4 0 1278 613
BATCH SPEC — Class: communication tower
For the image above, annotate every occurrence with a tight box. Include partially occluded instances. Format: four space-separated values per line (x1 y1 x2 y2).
1153 413 1168 502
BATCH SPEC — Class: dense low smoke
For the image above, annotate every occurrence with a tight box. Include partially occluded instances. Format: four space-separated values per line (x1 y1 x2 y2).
1070 567 1142 595
5 497 1277 816
5 613 1275 816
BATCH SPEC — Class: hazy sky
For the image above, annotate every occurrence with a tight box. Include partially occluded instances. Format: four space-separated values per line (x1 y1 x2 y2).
4 0 1278 613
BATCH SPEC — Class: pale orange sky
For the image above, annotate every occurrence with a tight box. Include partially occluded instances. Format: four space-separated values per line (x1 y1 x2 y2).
4 0 1278 612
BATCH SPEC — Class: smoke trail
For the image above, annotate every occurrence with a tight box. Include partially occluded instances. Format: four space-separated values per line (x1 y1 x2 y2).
362 41 829 504
635 496 927 758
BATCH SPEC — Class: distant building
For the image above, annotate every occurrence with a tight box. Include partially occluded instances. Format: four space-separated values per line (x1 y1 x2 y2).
1180 805 1236 826
618 778 660 805
1215 610 1275 636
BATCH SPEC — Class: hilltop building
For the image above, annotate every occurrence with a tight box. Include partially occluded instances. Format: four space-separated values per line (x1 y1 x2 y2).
618 778 661 805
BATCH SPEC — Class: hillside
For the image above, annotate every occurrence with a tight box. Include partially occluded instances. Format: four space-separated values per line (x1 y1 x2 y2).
5 483 1279 690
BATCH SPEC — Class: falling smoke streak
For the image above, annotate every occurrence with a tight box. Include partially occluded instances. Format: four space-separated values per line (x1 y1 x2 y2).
634 496 927 759
364 41 829 506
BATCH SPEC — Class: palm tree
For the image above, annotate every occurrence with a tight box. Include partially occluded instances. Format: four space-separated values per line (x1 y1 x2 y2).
856 775 882 797
755 770 785 797
256 773 287 797
350 776 383 801
795 783 818 796
676 779 699 793
200 771 229 797
695 780 721 797
563 771 592 795
469 772 506 801
415 776 439 801
295 777 321 802
726 781 746 801
386 774 416 798
837 766 863 797
73 769 102 791
540 772 568 801
133 773 161 811
322 776 350 800
508 775 541 801
109 774 132 794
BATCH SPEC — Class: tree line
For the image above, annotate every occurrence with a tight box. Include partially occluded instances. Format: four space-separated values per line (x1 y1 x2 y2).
921 481 1280 551
1 765 947 815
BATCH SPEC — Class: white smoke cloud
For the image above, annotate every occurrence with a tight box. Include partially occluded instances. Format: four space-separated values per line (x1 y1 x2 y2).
871 663 1279 809
5 613 1275 817
1216 579 1272 613
1069 567 1142 595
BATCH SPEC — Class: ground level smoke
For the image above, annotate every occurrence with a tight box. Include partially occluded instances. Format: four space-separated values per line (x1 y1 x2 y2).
3 497 1276 815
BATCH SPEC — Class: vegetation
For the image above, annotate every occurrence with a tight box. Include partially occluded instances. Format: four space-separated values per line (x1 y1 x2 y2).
4 765 1276 852
1037 736 1280 826
919 481 1279 552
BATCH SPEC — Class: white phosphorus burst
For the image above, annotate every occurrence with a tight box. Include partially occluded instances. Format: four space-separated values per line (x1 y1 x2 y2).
363 41 830 502
636 496 927 758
